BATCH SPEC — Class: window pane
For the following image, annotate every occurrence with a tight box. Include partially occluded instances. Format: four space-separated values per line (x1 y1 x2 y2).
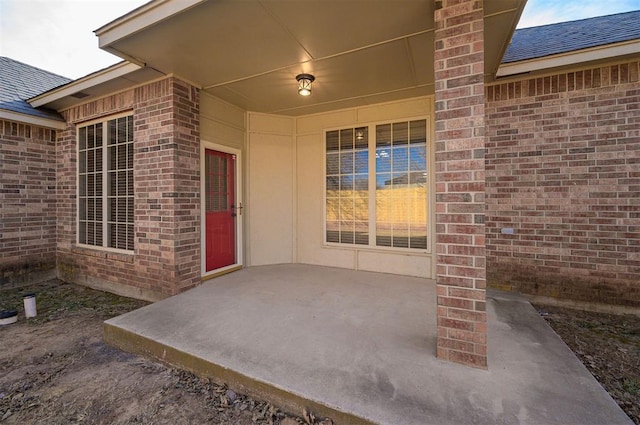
87 174 95 196
340 152 353 174
354 221 369 245
392 147 409 172
96 198 103 221
340 176 353 191
326 153 339 175
410 120 426 144
87 125 94 149
95 123 103 147
108 146 116 170
326 131 339 151
339 129 353 150
392 122 408 146
355 127 368 149
127 143 134 169
325 126 368 246
108 120 116 145
376 124 391 147
79 127 86 150
409 146 426 171
326 176 339 191
354 150 368 174
376 148 391 174
376 119 428 249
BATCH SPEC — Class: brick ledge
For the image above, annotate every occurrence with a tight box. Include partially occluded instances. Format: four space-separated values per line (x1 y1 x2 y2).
71 245 135 264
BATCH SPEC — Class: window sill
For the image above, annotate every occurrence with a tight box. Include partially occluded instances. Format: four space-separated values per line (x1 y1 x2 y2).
72 245 135 263
322 243 430 256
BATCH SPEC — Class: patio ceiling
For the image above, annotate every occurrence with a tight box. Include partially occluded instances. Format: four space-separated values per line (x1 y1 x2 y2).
96 0 525 116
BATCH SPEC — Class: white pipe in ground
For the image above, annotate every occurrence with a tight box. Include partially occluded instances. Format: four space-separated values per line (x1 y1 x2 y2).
23 293 37 318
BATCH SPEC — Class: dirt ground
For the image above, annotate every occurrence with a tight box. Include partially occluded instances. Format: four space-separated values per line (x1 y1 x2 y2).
534 304 640 424
0 280 330 425
1 280 638 424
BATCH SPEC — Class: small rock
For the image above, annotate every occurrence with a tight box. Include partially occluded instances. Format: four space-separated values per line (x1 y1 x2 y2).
2 410 12 421
221 395 230 407
225 389 237 402
303 408 315 424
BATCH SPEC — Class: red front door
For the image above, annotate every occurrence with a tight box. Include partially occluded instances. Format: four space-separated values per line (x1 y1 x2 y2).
205 149 236 272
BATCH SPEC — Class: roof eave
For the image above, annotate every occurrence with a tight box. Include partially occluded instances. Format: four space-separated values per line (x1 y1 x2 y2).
29 61 143 108
0 109 67 130
95 0 205 52
496 39 640 78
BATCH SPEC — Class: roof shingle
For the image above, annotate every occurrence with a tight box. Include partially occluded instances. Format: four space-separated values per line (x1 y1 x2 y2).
502 10 640 64
0 57 72 121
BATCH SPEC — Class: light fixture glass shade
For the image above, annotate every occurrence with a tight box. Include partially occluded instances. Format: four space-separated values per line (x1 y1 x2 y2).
296 73 315 96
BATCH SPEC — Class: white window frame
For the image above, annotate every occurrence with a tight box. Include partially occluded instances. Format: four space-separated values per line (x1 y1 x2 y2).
76 111 134 254
323 116 431 253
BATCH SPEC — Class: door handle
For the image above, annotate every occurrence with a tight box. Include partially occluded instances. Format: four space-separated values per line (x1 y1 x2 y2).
231 203 243 217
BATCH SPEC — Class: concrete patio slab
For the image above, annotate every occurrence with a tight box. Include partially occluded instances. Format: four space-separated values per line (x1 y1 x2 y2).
104 264 632 425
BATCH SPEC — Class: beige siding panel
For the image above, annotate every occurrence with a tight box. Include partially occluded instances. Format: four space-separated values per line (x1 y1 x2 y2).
357 251 431 278
357 96 433 123
249 112 294 135
201 92 245 129
201 118 245 148
298 248 357 270
296 109 357 135
248 130 293 266
295 133 326 265
200 92 245 148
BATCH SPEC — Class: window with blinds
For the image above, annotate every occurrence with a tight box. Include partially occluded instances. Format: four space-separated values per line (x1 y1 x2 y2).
78 115 134 251
325 118 428 251
325 127 369 245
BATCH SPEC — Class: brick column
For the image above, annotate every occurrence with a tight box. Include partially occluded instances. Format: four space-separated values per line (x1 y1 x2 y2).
434 0 487 368
134 77 201 296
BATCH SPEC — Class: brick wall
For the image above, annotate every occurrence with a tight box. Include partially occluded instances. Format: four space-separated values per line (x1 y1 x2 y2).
434 0 487 369
57 77 201 300
0 121 58 287
486 60 640 307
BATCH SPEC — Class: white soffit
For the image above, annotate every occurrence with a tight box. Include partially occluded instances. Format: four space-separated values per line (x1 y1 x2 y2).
95 0 206 50
94 0 525 115
497 40 640 77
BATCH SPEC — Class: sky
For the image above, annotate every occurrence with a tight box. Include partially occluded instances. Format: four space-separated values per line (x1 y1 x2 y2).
1 0 639 80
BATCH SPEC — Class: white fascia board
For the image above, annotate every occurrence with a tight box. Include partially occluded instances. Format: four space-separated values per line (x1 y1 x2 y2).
0 110 67 130
95 0 206 49
29 62 142 108
497 40 640 78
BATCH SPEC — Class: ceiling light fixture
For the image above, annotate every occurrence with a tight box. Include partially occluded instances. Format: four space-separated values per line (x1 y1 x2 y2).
296 73 315 96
